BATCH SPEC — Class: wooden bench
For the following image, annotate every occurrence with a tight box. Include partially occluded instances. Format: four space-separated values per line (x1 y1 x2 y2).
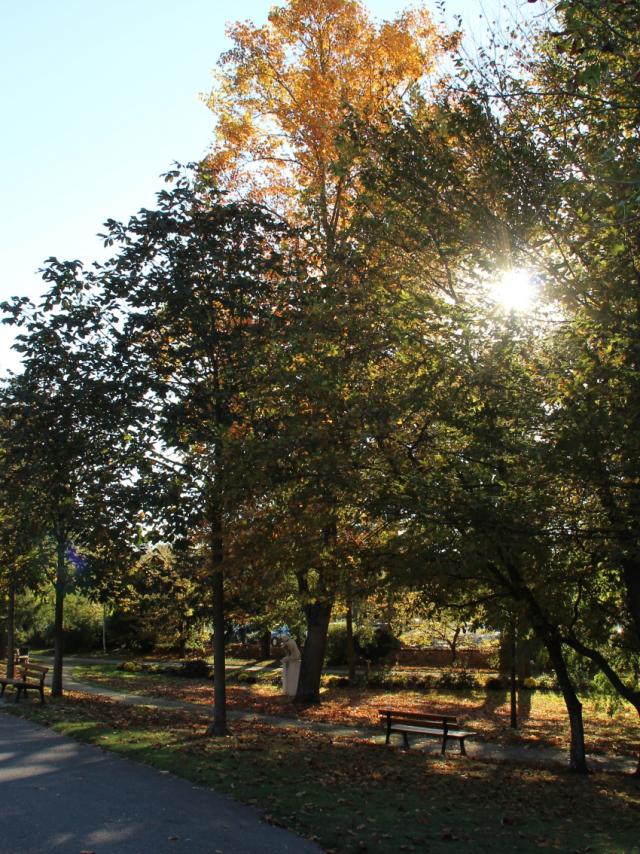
0 663 48 705
379 708 475 755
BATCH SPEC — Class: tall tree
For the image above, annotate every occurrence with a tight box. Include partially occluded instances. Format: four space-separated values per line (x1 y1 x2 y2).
1 261 135 696
204 0 457 703
462 0 640 771
100 167 296 733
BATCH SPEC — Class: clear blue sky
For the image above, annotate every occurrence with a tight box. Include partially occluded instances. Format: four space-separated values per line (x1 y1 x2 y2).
0 0 528 373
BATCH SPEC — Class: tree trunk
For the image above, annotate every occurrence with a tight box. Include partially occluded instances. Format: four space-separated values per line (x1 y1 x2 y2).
449 626 461 665
295 600 332 705
509 619 518 729
102 604 107 654
208 510 227 736
496 557 588 774
259 630 271 661
6 580 15 678
345 579 356 686
51 539 67 697
562 631 640 776
546 635 587 773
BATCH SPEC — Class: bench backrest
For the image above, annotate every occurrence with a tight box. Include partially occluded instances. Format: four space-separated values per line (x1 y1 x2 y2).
378 708 459 727
20 664 48 683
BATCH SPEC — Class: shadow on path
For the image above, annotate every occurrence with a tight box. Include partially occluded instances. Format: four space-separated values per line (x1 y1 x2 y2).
0 712 320 854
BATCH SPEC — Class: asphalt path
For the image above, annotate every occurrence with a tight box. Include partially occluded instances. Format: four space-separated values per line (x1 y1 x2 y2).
0 712 321 854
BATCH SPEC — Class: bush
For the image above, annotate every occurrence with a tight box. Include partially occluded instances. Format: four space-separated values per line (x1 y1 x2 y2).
235 670 257 684
485 676 508 690
366 668 434 690
534 673 559 691
179 659 211 679
522 676 537 689
356 626 400 664
16 590 104 653
325 623 349 666
321 674 350 688
118 660 141 672
106 611 156 653
436 668 478 690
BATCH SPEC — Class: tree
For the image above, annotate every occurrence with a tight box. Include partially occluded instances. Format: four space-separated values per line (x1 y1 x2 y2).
456 0 640 772
346 73 601 769
0 406 48 675
100 167 296 733
206 0 453 249
1 260 136 696
204 0 457 704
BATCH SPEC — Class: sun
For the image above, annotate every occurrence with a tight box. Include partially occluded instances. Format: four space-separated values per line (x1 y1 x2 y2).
488 268 537 312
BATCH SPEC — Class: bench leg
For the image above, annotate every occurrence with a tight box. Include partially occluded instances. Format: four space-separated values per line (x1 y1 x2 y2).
39 685 45 705
0 683 5 698
14 687 21 704
385 726 391 745
441 735 447 755
403 732 410 749
460 738 467 756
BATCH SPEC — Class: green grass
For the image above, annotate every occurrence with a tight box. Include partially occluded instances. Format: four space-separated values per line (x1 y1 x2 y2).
3 694 639 853
72 660 278 690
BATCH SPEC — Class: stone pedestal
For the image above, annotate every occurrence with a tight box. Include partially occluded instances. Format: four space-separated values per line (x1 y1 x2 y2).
282 658 301 696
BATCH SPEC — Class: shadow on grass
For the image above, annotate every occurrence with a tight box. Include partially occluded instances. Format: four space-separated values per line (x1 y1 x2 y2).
6 695 640 854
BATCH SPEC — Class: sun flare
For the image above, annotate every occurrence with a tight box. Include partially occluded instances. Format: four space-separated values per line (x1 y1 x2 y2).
489 268 537 312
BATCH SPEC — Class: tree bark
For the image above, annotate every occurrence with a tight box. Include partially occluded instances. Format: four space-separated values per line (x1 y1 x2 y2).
546 635 588 773
6 580 15 678
295 599 332 704
345 579 356 686
449 625 461 665
51 538 67 697
102 603 107 654
509 619 518 729
259 630 271 661
208 509 227 736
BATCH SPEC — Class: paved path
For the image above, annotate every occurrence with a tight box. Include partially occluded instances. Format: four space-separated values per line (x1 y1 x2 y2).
23 657 640 775
0 713 320 854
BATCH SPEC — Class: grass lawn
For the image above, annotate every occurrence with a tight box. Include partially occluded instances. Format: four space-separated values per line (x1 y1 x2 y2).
3 692 639 854
72 662 640 758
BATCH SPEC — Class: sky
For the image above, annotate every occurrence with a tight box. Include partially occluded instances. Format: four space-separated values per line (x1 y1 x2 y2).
0 0 532 374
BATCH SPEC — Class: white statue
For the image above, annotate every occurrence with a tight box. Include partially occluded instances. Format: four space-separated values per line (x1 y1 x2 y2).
281 635 301 661
280 635 301 696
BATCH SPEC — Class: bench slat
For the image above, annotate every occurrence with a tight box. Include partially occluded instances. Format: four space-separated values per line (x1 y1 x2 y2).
390 724 475 738
378 708 458 724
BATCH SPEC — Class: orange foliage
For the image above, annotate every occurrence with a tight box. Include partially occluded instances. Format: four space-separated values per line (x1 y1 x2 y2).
205 0 458 242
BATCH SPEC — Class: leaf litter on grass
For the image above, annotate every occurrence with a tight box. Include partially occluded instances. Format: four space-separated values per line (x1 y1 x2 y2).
74 664 640 758
7 691 640 854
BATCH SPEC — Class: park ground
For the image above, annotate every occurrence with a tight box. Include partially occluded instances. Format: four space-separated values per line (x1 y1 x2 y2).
2 658 640 853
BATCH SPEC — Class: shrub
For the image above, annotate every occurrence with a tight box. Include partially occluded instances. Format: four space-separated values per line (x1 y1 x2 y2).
321 674 349 688
106 611 156 653
485 676 508 690
356 626 400 664
366 668 434 690
17 589 103 653
436 668 478 690
179 659 211 679
118 660 141 672
234 671 257 684
324 623 349 666
535 673 560 691
522 676 537 689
